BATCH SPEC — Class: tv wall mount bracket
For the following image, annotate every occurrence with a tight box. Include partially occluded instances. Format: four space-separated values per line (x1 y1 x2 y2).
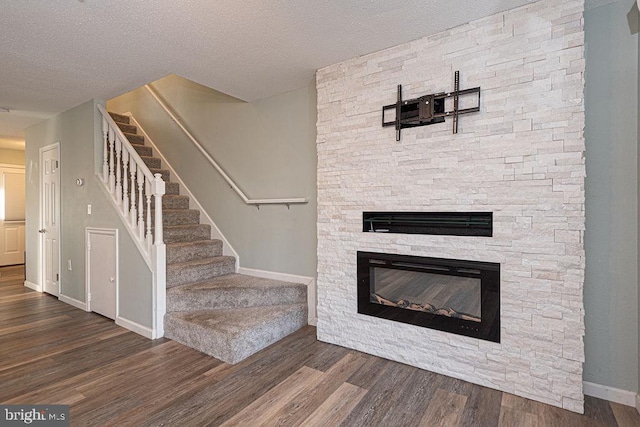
382 71 480 141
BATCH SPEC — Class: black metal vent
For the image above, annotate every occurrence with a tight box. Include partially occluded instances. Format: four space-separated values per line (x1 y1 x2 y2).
363 212 492 237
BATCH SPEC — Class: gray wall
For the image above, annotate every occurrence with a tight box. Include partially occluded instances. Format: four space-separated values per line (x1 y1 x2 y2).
0 148 25 165
108 75 317 277
25 99 153 327
584 0 639 393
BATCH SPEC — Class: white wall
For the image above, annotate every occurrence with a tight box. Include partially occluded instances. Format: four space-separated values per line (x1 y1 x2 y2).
25 99 154 328
316 0 585 412
108 75 317 277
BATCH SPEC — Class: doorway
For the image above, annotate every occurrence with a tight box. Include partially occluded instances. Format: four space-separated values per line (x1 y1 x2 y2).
0 164 25 266
40 143 60 296
86 228 117 320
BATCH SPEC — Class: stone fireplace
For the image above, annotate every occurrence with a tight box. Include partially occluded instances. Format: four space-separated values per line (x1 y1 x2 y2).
316 0 585 413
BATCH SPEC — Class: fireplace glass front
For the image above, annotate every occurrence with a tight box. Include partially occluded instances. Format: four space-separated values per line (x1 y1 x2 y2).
357 251 500 342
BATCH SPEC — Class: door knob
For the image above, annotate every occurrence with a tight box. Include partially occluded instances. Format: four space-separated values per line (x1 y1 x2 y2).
38 229 46 233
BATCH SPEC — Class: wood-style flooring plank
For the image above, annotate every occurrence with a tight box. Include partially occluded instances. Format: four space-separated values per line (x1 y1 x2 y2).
375 366 442 427
0 314 70 336
611 402 640 427
300 382 368 427
498 406 539 427
260 352 367 426
339 361 417 426
419 388 468 427
220 366 324 426
459 383 503 427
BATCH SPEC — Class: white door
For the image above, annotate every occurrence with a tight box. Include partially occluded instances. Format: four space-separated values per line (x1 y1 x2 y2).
87 229 117 320
0 165 25 266
40 145 60 296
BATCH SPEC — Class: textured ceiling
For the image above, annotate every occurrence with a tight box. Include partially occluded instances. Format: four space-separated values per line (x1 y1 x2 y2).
1 0 547 146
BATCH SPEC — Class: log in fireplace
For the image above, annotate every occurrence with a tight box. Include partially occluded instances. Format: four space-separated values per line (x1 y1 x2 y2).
357 251 500 343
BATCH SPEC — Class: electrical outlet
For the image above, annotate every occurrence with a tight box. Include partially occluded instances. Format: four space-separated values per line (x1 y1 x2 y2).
87 204 92 215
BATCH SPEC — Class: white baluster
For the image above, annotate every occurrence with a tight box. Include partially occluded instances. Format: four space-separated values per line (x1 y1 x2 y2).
137 168 145 242
122 149 129 216
108 127 115 193
130 162 137 227
115 136 122 205
102 117 108 183
145 178 152 252
153 173 165 245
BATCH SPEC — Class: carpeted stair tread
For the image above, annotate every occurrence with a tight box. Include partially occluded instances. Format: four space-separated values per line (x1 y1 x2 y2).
116 122 137 134
109 112 130 124
164 303 307 364
165 182 180 195
124 132 145 145
158 209 200 226
155 194 190 210
163 224 210 243
132 144 153 157
166 256 235 288
167 273 306 312
140 156 161 169
167 239 223 264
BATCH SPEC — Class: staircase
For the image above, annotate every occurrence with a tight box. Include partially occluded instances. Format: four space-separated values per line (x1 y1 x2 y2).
108 112 308 364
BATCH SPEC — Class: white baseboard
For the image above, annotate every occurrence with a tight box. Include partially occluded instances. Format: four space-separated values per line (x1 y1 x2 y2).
116 316 154 339
238 267 317 326
584 381 638 407
24 280 41 292
58 294 88 311
636 393 640 414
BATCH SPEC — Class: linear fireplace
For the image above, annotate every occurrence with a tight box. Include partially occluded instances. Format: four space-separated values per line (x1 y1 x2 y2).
357 251 500 342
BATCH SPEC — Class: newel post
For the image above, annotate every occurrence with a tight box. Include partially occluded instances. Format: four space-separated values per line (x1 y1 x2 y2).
152 172 166 338
152 173 165 245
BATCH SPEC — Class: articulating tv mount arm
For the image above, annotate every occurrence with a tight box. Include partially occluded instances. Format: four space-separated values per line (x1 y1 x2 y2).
382 71 480 141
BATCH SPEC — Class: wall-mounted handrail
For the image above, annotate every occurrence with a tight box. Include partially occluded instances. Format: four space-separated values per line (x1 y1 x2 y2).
144 84 308 207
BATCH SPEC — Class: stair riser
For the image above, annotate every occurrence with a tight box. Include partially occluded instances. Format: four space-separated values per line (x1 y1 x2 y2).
153 196 190 210
161 210 200 226
109 113 130 124
164 306 307 364
166 182 180 195
167 241 222 264
125 133 145 145
167 259 235 288
167 286 306 312
133 145 153 157
117 122 137 134
163 225 210 243
142 157 161 169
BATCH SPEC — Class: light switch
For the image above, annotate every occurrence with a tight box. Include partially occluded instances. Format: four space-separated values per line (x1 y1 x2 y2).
67 259 72 271
87 204 92 215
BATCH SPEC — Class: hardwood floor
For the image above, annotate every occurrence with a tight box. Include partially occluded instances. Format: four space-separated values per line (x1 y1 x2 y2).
1 264 639 426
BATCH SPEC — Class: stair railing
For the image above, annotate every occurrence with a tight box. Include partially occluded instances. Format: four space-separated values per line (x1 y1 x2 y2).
144 84 308 208
97 104 166 339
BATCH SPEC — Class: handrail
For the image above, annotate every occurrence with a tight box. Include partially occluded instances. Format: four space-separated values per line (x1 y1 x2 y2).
144 84 308 207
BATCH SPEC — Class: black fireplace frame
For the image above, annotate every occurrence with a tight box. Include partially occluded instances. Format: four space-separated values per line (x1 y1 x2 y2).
357 251 500 343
